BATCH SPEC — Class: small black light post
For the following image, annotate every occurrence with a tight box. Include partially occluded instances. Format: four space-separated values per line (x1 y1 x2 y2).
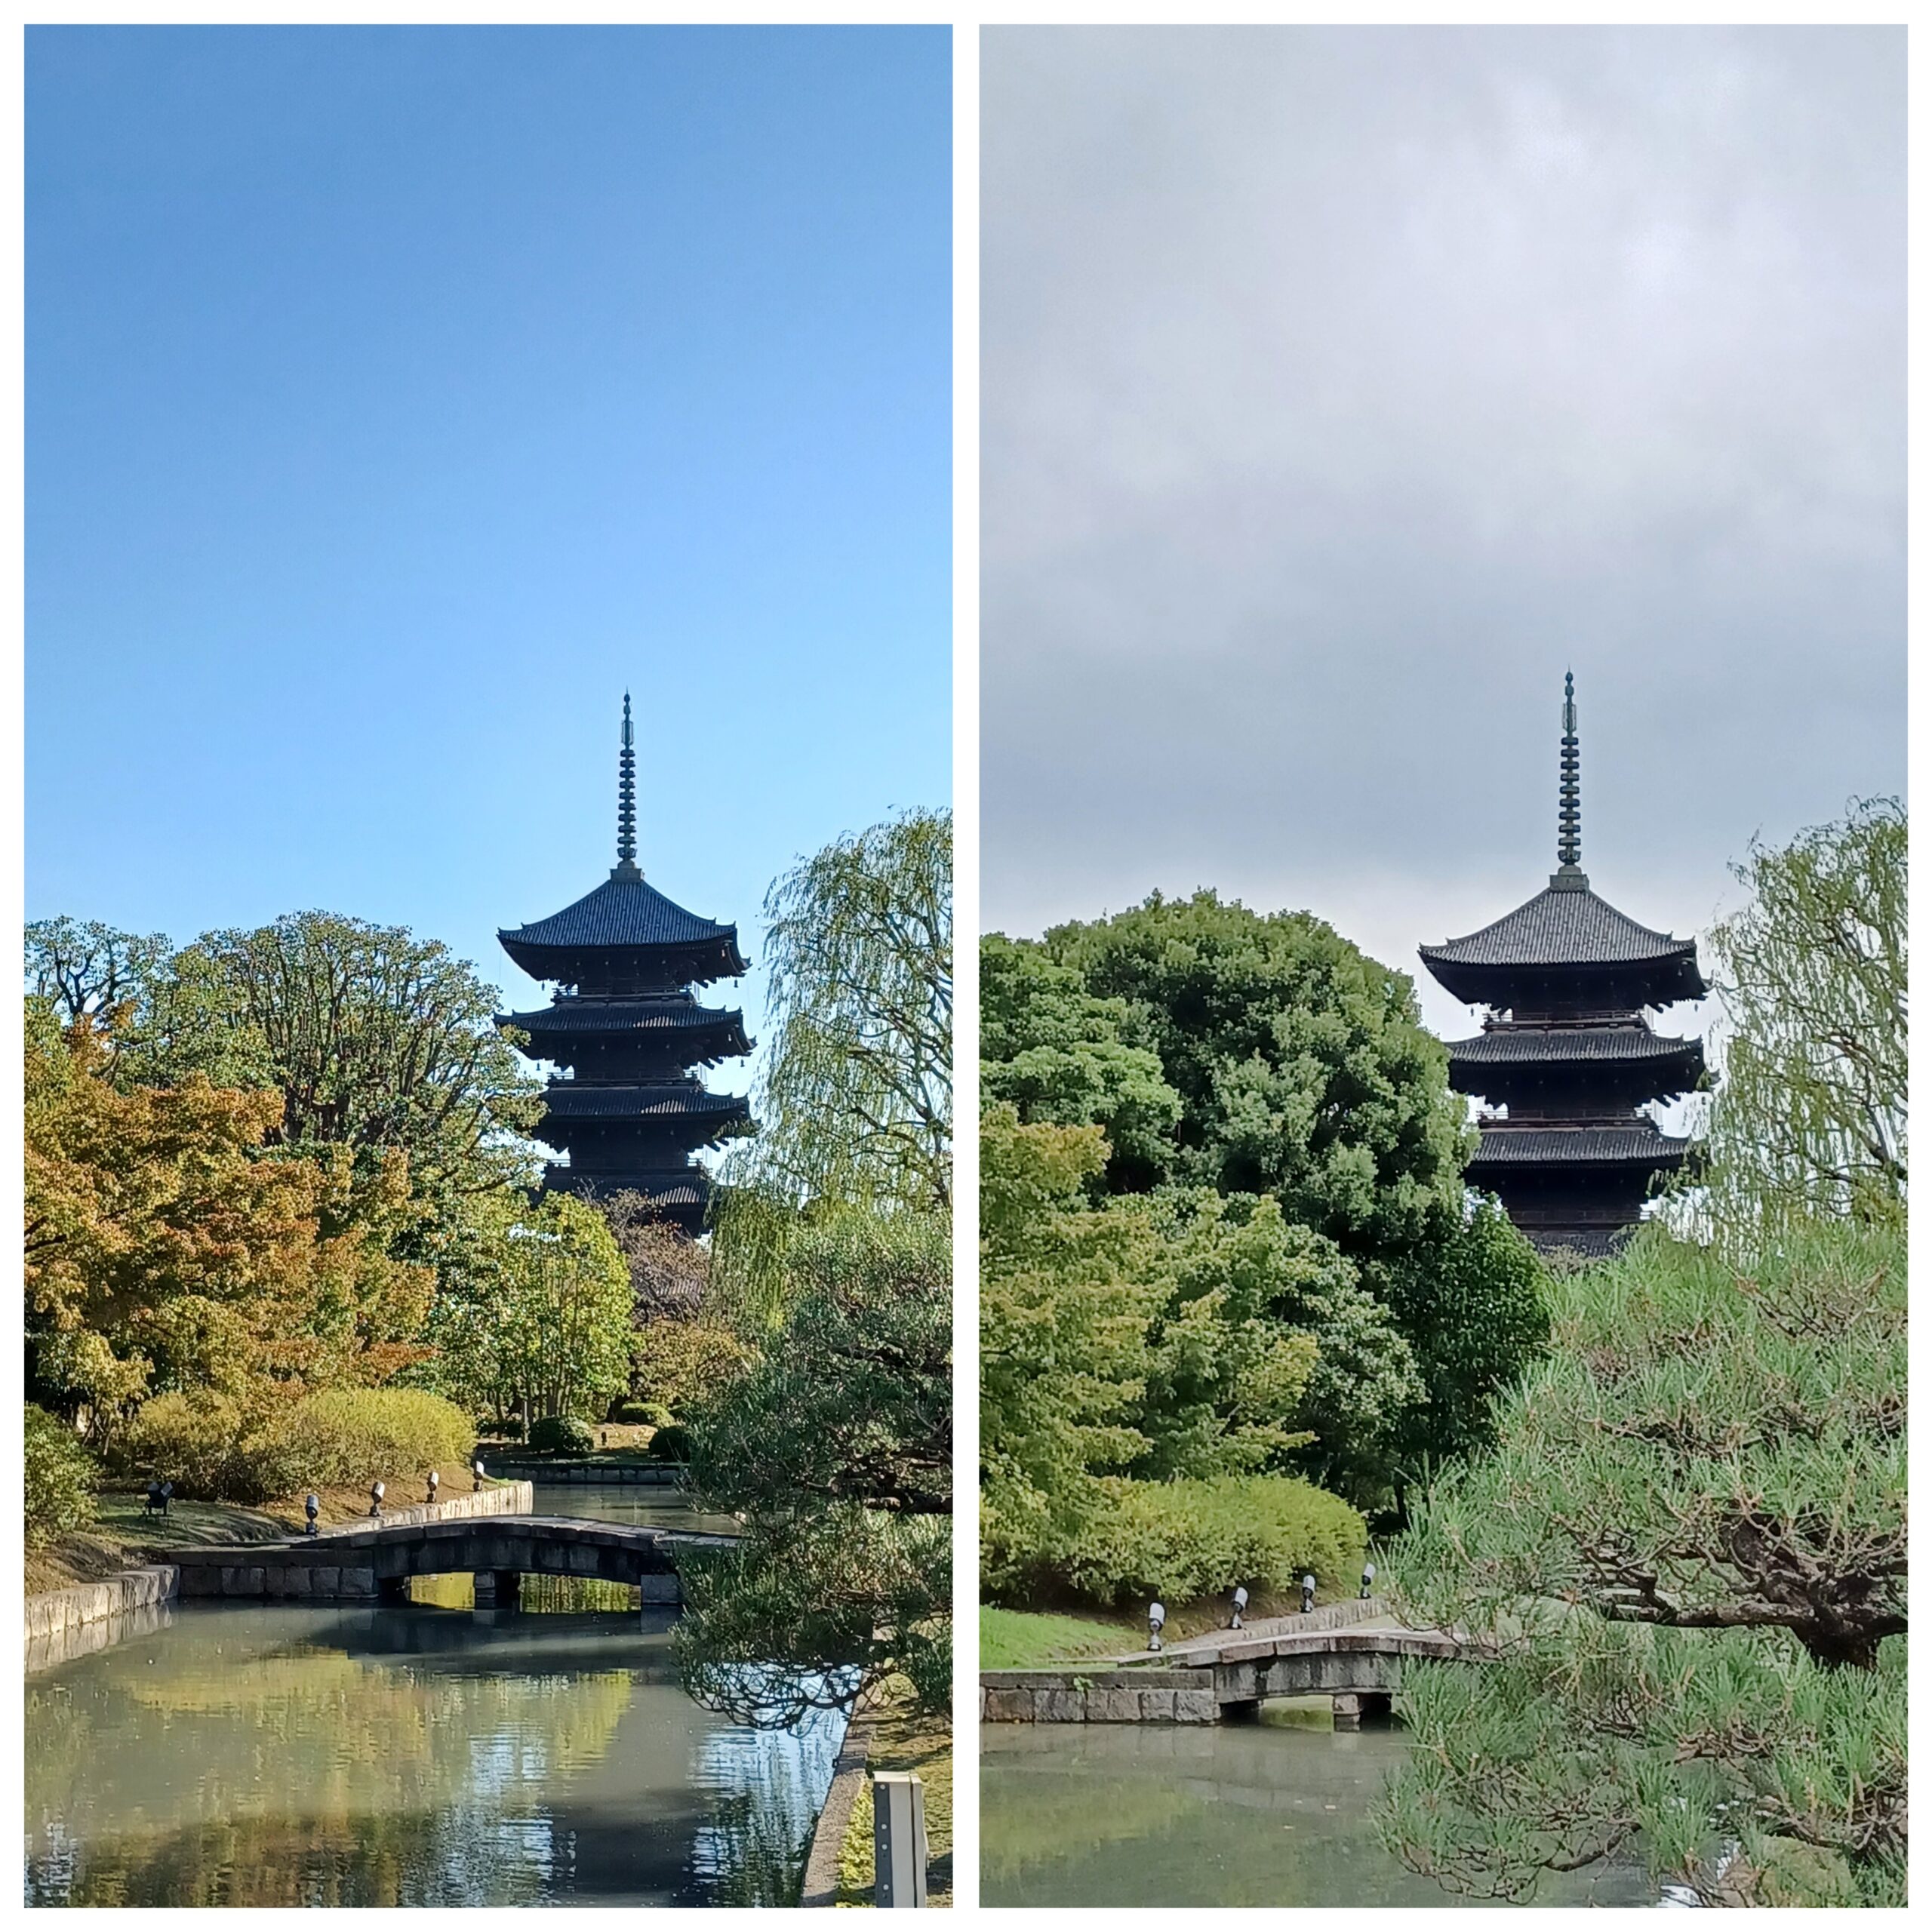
369 1480 386 1518
426 1470 440 1505
305 1493 320 1537
1301 1573 1316 1615
472 1459 485 1492
1360 1560 1376 1601
1229 1586 1248 1630
1147 1600 1166 1653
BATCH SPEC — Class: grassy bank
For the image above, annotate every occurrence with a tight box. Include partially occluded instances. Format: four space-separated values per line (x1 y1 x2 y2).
980 1585 1355 1667
833 1683 953 1907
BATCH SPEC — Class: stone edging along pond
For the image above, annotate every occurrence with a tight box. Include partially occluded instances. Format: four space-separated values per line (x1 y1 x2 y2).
478 1458 689 1485
23 1481 537 1661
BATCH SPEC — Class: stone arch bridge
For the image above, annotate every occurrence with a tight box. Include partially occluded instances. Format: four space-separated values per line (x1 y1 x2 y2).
169 1516 734 1609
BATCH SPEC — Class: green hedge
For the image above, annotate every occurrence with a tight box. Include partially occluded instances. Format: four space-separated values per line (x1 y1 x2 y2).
1059 1473 1366 1607
121 1388 475 1503
26 1404 99 1548
646 1423 693 1464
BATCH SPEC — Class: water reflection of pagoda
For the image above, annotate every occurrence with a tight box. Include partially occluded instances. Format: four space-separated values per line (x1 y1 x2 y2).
1419 674 1705 1257
497 697 752 1233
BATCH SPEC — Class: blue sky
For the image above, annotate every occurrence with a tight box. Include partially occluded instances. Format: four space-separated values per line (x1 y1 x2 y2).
27 26 952 1088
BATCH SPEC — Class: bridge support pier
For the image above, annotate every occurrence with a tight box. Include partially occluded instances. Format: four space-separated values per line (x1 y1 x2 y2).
1331 1691 1392 1730
377 1575 411 1607
473 1570 521 1608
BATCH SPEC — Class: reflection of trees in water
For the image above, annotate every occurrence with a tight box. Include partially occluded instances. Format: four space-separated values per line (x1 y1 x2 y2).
691 1696 845 1906
28 1612 848 1906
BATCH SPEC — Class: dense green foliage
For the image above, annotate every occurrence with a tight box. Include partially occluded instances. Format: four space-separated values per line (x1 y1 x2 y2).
980 1105 1375 1602
423 1192 635 1427
1378 1222 1905 1903
26 1404 98 1546
1038 892 1470 1250
982 906 1546 1512
674 810 953 1727
1062 1473 1365 1607
1688 798 1906 1244
118 1386 475 1503
626 1319 752 1420
678 1214 951 1724
645 1423 693 1463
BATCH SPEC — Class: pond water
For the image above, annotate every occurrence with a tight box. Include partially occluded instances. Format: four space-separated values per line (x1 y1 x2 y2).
981 1713 1657 1909
24 1485 841 1907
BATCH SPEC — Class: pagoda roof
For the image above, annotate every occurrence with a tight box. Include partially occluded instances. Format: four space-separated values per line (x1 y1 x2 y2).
1423 878 1697 972
500 998 748 1039
540 1084 752 1122
1466 1121 1691 1169
1449 1026 1703 1069
552 1171 711 1207
500 872 743 960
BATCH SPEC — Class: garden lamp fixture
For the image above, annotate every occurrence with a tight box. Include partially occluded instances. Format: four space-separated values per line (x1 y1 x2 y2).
1302 1574 1316 1615
1147 1601 1166 1652
370 1480 386 1518
472 1460 485 1491
305 1494 320 1537
426 1471 440 1503
1230 1586 1248 1630
1360 1561 1377 1601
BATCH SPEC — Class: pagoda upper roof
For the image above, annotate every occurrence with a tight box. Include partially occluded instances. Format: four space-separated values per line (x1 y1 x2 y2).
501 872 743 959
1423 874 1697 972
1466 1121 1690 1169
1449 1026 1703 1069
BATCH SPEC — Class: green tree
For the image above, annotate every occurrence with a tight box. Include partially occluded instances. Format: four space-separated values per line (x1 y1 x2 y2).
980 933 1181 1188
719 809 952 1274
195 911 546 1203
1377 1221 1905 1906
677 1214 951 1725
426 1192 633 1426
1042 891 1471 1260
980 1108 1158 1595
1383 1196 1549 1482
1690 799 1906 1243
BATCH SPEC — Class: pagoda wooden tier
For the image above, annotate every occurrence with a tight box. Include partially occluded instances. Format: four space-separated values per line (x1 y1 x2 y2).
497 696 753 1233
1420 674 1706 1257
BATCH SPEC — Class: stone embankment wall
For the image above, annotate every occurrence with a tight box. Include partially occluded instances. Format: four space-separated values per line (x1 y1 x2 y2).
480 1460 688 1486
25 1564 180 1671
980 1670 1220 1726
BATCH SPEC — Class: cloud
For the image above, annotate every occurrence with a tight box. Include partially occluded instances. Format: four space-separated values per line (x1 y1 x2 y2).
982 24 1904 1038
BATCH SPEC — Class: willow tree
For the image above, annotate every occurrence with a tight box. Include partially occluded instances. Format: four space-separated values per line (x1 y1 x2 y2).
1692 798 1906 1243
713 808 952 1321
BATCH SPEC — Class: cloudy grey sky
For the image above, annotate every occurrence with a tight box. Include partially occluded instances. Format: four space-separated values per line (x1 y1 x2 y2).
981 25 1904 1044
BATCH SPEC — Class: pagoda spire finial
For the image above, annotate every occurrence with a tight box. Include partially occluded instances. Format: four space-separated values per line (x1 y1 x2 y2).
613 692 641 880
1553 669 1585 886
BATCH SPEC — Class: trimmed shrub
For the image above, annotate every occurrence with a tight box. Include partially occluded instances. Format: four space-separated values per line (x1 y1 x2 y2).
26 1404 99 1547
645 1423 694 1464
121 1387 475 1503
1060 1472 1366 1607
529 1414 596 1458
269 1389 475 1491
616 1400 672 1429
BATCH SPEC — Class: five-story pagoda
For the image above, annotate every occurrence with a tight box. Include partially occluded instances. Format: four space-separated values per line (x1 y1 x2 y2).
1419 674 1706 1255
497 697 752 1233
